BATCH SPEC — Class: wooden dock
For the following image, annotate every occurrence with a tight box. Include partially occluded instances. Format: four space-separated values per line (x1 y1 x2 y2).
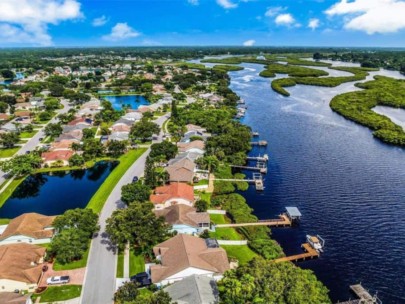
350 284 380 303
216 214 291 228
251 140 268 146
246 154 269 162
274 243 320 263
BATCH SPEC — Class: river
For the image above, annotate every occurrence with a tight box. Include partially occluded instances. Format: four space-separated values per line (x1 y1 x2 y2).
194 58 405 303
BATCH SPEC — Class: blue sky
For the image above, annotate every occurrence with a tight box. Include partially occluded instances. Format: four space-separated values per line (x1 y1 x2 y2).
1 0 405 47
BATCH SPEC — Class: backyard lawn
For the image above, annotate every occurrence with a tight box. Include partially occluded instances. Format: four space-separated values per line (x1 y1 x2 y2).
86 148 147 213
19 130 38 138
32 285 82 303
221 245 258 265
0 218 10 225
0 147 19 158
209 227 243 240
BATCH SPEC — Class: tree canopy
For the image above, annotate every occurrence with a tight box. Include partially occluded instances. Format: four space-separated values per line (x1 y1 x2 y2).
121 182 151 205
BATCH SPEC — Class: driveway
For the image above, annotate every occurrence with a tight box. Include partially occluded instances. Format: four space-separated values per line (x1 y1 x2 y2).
80 114 170 304
39 263 86 287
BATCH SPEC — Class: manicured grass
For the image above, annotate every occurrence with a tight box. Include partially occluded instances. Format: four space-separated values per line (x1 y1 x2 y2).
0 218 10 225
0 178 25 207
194 179 209 186
221 245 258 265
19 130 38 138
197 191 212 204
86 149 147 213
0 147 19 158
129 250 145 277
117 251 124 278
35 157 115 174
32 285 82 303
209 214 228 225
53 247 89 271
210 227 243 240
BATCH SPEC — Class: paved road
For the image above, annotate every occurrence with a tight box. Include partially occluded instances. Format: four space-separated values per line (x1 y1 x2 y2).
80 114 170 304
0 99 72 185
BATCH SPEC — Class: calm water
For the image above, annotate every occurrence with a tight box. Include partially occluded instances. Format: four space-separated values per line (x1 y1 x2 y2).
103 95 149 110
0 162 116 218
0 72 24 85
195 59 405 303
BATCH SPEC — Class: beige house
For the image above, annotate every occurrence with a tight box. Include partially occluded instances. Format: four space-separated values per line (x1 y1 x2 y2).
151 234 230 286
0 243 46 292
0 213 56 245
150 183 195 210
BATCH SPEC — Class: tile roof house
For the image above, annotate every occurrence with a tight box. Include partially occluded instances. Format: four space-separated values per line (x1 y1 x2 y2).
41 150 73 166
50 140 76 151
0 213 56 245
177 140 205 154
168 151 204 166
154 205 210 235
67 117 92 126
150 183 195 210
0 292 33 304
164 274 219 304
166 158 196 183
111 124 131 133
0 243 46 292
150 234 230 286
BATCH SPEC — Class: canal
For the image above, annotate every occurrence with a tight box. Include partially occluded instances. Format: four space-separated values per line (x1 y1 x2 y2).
0 161 116 218
191 58 405 303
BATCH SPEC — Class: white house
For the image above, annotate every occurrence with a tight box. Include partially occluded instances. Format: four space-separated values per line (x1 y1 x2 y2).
0 213 56 245
151 234 230 286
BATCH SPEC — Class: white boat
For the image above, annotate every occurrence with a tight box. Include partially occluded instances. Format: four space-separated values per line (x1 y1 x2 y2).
306 234 325 252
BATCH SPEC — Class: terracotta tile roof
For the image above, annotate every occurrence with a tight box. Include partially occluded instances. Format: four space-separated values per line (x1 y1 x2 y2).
0 243 45 284
14 111 31 117
166 159 196 183
154 205 209 228
177 140 205 153
0 113 10 120
150 183 195 205
0 213 56 241
50 140 75 151
111 124 131 132
151 234 229 283
0 292 31 304
41 150 73 162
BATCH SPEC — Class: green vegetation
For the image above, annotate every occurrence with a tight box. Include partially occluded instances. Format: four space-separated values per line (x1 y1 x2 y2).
86 149 146 212
114 282 172 304
213 65 244 72
32 285 82 303
218 258 331 303
259 63 328 78
330 76 405 146
209 213 228 225
53 246 90 271
221 245 258 265
270 67 376 96
19 130 38 138
117 251 124 278
0 218 10 225
0 147 19 158
129 250 145 276
210 227 243 240
0 178 25 207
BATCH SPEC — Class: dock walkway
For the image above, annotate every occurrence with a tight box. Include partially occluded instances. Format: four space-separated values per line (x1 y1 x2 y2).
216 214 291 228
350 284 380 303
274 243 320 263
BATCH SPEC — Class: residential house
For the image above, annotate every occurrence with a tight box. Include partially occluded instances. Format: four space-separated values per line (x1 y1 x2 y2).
0 292 33 304
67 117 92 126
41 150 73 166
150 234 230 286
109 132 129 142
166 158 196 183
0 243 46 292
111 124 131 133
0 213 56 245
177 140 205 154
50 140 76 151
154 205 210 235
55 129 83 142
150 183 195 210
168 151 204 165
164 274 219 304
122 111 142 122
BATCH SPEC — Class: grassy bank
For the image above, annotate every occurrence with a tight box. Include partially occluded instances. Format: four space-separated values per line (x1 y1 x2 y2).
0 178 25 208
32 285 82 303
0 147 19 158
117 251 124 278
259 63 328 78
221 245 258 265
86 148 147 213
129 250 145 277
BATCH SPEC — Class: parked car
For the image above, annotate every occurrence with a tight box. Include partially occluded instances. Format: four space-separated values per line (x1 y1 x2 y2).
130 272 151 287
132 176 139 183
47 276 70 285
39 137 43 141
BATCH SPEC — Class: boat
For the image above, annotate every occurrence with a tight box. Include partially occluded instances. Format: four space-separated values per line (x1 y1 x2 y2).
306 234 325 252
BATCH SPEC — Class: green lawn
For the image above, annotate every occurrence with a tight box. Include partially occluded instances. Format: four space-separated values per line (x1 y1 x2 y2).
197 191 212 204
32 285 82 303
129 250 145 277
0 218 10 225
0 178 25 208
194 179 209 186
209 227 243 240
0 147 19 158
19 130 38 138
86 149 147 213
53 247 90 271
221 245 258 265
117 251 124 278
209 214 228 225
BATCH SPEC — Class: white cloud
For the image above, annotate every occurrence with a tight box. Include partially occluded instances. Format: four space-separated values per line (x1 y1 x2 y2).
275 13 296 26
216 0 238 9
102 23 140 41
0 0 83 46
243 39 256 46
92 15 108 27
265 6 286 17
325 0 405 34
308 18 320 30
188 0 199 5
